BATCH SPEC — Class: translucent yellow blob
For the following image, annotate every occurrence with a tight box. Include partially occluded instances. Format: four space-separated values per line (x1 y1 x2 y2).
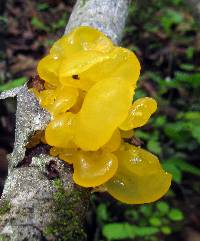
79 47 141 90
36 86 78 117
120 97 157 130
59 148 77 164
45 112 75 148
49 86 78 117
69 90 85 113
103 129 121 152
59 51 110 80
33 26 171 204
104 143 172 204
50 146 61 157
120 130 134 139
50 26 113 57
66 26 113 53
73 151 118 187
37 55 60 86
50 147 77 164
38 90 56 111
74 77 134 151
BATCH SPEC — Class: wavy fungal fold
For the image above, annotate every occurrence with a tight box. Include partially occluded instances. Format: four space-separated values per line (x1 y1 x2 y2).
31 26 171 204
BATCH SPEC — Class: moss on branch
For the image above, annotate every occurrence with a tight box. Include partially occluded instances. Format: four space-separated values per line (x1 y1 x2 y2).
44 179 88 241
0 201 11 216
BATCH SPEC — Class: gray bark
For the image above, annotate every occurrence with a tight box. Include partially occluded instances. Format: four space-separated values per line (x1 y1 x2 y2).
65 0 131 44
0 0 131 240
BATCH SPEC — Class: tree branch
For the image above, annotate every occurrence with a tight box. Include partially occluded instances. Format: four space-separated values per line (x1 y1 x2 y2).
65 0 131 44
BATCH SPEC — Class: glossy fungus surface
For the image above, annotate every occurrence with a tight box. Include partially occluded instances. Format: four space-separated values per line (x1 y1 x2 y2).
32 26 171 204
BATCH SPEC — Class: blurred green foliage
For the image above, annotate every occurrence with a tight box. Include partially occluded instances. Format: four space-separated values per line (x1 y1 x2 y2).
0 77 26 91
31 2 68 34
31 16 50 32
31 12 68 33
95 200 184 241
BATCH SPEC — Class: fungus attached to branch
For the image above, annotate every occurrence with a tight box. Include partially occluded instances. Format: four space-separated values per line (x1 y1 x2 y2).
33 26 172 204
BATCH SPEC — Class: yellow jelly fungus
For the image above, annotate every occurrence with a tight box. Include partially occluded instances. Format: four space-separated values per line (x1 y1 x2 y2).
74 77 133 151
37 55 60 86
33 26 171 204
120 130 134 139
45 112 75 148
37 89 55 111
104 143 172 204
73 151 118 187
50 146 77 164
49 86 78 117
50 146 61 157
103 129 121 152
120 97 157 130
59 148 77 164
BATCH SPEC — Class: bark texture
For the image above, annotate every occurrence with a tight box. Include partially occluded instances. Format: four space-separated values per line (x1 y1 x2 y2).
0 0 131 240
65 0 131 44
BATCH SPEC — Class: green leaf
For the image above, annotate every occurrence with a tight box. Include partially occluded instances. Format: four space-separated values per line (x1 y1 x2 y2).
44 39 55 47
31 17 49 32
154 116 166 127
134 88 146 99
190 125 200 144
0 77 26 91
186 47 195 60
102 223 159 240
102 223 136 240
171 0 182 5
168 209 184 221
173 159 200 176
156 201 170 214
125 209 139 220
161 9 183 33
164 122 189 142
128 4 136 15
135 226 159 237
37 3 49 11
149 217 162 227
162 161 182 183
135 130 151 141
97 203 109 222
182 111 200 122
52 13 68 31
139 205 153 217
161 226 172 235
0 16 8 24
175 72 200 87
179 63 195 71
147 139 161 155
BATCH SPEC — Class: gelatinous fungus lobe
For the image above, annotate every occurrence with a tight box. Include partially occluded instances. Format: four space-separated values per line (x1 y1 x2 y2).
32 26 171 204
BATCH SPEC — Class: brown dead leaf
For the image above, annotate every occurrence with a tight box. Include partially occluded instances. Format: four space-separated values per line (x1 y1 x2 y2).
10 54 37 76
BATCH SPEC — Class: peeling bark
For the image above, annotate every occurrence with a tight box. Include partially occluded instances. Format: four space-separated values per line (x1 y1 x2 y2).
0 0 131 240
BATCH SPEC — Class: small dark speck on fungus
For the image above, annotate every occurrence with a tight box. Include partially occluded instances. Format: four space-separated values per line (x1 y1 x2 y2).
72 75 80 80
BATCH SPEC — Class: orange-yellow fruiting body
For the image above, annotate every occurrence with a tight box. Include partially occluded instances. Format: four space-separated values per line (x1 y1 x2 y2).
104 143 171 204
33 26 171 204
73 150 118 187
120 97 157 130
